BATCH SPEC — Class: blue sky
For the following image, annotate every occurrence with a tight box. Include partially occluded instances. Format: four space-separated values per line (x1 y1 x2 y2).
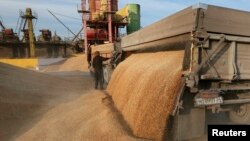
0 0 249 39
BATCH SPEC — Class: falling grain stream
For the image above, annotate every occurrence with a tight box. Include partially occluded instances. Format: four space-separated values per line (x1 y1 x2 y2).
108 51 184 141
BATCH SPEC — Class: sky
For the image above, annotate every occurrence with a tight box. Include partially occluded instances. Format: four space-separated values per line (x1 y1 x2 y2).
0 0 250 39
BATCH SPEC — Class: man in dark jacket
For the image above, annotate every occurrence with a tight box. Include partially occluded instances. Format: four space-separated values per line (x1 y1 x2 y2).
92 51 109 89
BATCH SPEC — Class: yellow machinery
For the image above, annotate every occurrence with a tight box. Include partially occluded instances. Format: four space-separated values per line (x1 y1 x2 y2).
21 8 36 58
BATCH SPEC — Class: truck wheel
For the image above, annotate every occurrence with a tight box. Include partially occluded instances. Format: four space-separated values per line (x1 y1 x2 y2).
229 104 250 124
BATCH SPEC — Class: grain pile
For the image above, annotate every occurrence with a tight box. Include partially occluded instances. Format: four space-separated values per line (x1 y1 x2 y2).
0 61 147 141
16 91 148 141
41 54 89 72
107 51 184 141
0 63 88 141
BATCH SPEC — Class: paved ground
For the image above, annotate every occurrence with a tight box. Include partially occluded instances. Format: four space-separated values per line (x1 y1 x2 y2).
37 58 66 70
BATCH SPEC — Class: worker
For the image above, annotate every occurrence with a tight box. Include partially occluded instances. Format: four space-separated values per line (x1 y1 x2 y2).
92 51 109 90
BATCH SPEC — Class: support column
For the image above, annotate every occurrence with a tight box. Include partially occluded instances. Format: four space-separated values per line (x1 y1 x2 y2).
25 8 36 58
108 0 113 43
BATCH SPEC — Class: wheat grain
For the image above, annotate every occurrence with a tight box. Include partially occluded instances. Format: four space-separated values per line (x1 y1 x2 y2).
107 51 184 141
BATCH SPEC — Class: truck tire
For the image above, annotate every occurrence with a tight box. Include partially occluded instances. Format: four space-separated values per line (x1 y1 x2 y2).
229 104 250 124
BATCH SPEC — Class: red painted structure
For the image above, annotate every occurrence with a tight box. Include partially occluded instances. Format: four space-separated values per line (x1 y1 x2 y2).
79 0 127 53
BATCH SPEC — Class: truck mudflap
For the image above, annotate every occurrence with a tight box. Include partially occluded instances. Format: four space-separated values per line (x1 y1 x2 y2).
169 108 206 141
169 78 206 140
169 86 206 140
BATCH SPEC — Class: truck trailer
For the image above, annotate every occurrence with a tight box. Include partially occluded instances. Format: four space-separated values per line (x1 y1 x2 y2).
88 3 250 140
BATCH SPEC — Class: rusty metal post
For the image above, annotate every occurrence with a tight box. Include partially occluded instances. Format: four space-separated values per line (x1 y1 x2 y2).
82 0 88 54
108 0 113 43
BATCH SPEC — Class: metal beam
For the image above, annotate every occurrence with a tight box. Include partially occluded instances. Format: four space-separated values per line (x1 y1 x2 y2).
0 20 5 30
209 33 250 43
222 99 250 105
193 36 226 74
48 10 79 39
70 27 83 43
